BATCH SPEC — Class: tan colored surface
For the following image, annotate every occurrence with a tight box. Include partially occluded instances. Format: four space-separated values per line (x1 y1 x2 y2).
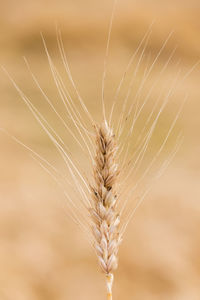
0 0 200 299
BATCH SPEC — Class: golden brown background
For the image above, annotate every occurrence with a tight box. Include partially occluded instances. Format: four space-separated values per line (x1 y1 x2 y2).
0 0 200 299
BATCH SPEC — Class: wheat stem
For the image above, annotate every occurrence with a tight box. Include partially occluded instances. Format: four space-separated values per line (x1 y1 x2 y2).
106 273 114 300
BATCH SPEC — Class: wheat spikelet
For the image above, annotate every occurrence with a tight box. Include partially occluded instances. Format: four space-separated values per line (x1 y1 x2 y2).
90 120 121 298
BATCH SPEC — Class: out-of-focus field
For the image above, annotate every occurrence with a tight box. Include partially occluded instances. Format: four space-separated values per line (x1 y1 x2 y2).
0 0 200 299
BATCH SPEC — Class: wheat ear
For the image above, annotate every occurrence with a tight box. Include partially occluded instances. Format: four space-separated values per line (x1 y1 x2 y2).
90 120 121 299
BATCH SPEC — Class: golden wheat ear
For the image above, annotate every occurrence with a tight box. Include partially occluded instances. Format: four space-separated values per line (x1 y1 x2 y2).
90 120 121 299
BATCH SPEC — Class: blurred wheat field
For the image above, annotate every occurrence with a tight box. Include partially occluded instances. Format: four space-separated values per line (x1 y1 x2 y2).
0 0 200 299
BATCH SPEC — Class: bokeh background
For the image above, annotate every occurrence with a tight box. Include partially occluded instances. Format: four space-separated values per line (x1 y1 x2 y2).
0 0 200 299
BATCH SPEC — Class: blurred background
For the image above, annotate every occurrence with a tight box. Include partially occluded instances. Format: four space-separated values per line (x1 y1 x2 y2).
0 0 200 299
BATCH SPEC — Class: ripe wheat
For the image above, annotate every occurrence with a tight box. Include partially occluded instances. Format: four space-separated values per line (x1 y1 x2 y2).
90 122 120 299
3 9 195 299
